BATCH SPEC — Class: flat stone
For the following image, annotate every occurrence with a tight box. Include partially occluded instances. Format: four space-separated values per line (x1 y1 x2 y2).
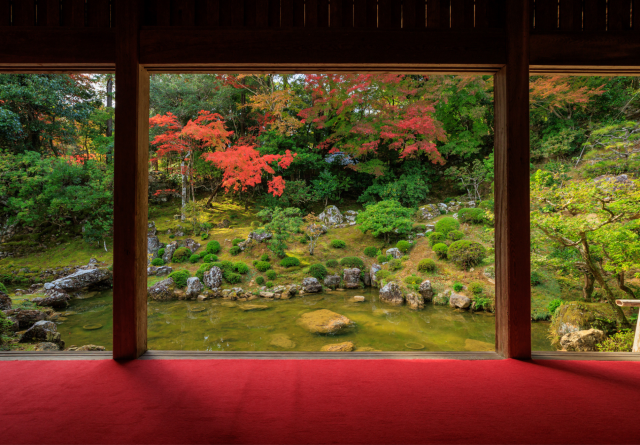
270 334 296 349
449 293 471 309
353 296 366 302
464 339 495 351
260 291 275 298
321 341 354 352
239 304 269 312
296 309 354 335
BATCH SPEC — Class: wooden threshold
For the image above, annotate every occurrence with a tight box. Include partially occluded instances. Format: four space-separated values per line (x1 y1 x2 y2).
532 351 640 361
0 351 112 360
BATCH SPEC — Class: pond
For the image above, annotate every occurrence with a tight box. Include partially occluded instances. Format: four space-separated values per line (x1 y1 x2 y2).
58 289 555 352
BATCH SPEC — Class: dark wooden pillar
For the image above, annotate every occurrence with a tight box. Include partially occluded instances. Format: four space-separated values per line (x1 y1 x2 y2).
113 0 149 359
494 0 531 359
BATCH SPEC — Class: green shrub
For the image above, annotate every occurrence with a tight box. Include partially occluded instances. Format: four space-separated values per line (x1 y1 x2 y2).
340 257 365 269
447 240 487 269
266 270 277 280
229 246 242 256
189 254 201 264
309 264 328 281
458 208 486 224
375 270 391 281
377 254 390 263
255 261 271 272
447 230 464 241
547 299 564 314
151 258 165 267
364 247 379 258
195 263 213 282
531 271 543 286
413 224 426 232
0 283 7 294
232 238 245 247
223 270 242 284
256 276 265 285
469 281 484 295
260 254 270 262
453 282 464 292
396 240 412 253
266 281 274 288
168 270 190 288
433 243 449 260
597 329 635 352
417 259 436 272
474 296 493 312
531 310 551 321
251 221 261 228
157 248 165 258
404 275 422 285
203 254 218 263
169 235 175 239
206 240 221 254
428 232 446 246
219 260 234 271
234 262 249 274
280 257 301 268
201 233 209 240
299 236 308 244
326 259 338 268
331 239 346 249
435 217 460 235
388 259 402 271
172 247 191 263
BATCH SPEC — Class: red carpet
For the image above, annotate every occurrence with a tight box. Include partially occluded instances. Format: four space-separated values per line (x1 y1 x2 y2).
0 359 639 445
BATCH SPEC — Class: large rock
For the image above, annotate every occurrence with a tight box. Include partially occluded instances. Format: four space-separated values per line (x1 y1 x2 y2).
147 235 162 258
419 280 434 302
20 320 62 345
418 204 440 221
68 345 106 352
147 278 176 301
343 268 361 289
450 293 471 309
302 277 323 293
148 221 157 236
370 264 382 286
185 277 204 298
406 292 425 310
324 274 341 289
318 205 344 226
33 288 71 309
321 341 354 352
386 248 402 259
44 267 112 292
162 242 177 264
183 238 201 254
155 266 173 276
249 231 273 243
203 266 223 289
344 210 359 226
379 282 403 306
4 309 46 330
363 272 371 287
237 238 253 251
34 342 61 351
297 309 354 334
0 292 11 310
549 302 618 347
560 329 606 352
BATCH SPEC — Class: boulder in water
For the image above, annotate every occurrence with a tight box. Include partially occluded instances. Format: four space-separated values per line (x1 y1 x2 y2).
297 309 354 334
560 329 606 352
406 292 425 310
449 293 471 309
302 277 322 293
33 288 71 309
343 268 361 289
34 342 61 351
147 278 176 301
379 282 403 306
419 280 434 302
20 320 63 345
321 341 354 352
324 274 341 289
44 267 112 292
203 266 223 289
185 277 204 298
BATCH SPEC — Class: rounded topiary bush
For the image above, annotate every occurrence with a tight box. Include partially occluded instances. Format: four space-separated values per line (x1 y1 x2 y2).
417 259 437 272
309 264 328 281
433 243 449 260
364 246 379 258
255 261 271 272
375 270 391 282
453 282 464 292
377 254 390 263
330 239 346 249
340 257 364 269
203 254 218 263
435 217 460 235
206 240 221 255
229 246 242 256
265 270 277 280
458 208 486 224
404 275 422 285
151 258 165 267
280 257 301 268
428 232 446 247
388 259 402 271
157 248 165 258
266 281 274 288
448 230 464 241
260 254 270 262
189 254 201 264
232 238 245 247
447 240 487 269
326 259 338 268
223 270 242 284
256 276 265 285
469 281 484 295
219 260 234 271
172 247 191 263
168 270 190 288
234 262 249 274
251 221 261 228
413 224 426 232
396 240 412 253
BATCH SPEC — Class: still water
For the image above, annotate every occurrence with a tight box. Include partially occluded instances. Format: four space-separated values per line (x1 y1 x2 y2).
58 289 554 351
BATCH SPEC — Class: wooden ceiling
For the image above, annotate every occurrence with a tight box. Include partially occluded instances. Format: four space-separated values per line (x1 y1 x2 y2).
0 0 639 73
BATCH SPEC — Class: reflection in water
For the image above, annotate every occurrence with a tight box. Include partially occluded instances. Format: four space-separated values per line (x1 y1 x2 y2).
58 289 554 352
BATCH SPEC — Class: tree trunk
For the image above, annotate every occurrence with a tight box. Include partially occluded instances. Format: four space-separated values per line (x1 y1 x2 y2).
205 182 222 207
583 271 595 301
106 76 113 137
181 158 187 221
616 272 637 299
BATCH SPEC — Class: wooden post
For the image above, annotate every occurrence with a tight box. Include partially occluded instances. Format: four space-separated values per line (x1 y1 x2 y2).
113 0 149 360
494 0 531 359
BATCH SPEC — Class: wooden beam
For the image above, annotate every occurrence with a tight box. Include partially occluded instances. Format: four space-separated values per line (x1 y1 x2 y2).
494 0 531 360
38 0 61 26
113 0 148 360
139 28 507 66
